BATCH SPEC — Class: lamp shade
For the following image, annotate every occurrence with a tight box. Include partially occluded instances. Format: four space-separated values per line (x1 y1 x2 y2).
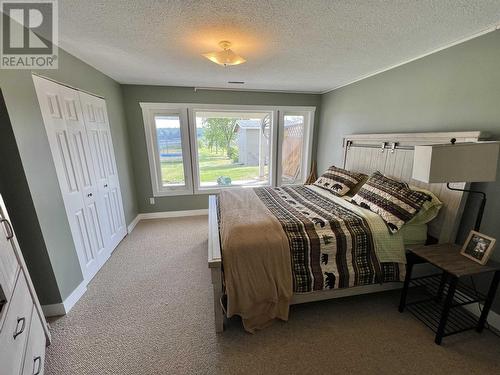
202 41 246 67
412 142 500 183
202 49 246 66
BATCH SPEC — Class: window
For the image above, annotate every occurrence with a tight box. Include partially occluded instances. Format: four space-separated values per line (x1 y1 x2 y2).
278 111 314 185
155 115 185 186
141 104 193 196
141 103 315 196
191 109 273 192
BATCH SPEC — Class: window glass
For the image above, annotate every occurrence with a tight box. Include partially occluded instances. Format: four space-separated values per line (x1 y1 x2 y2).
281 115 305 185
155 115 185 186
194 111 272 188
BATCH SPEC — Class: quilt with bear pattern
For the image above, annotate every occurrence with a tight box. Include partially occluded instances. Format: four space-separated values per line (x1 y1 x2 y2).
254 185 404 293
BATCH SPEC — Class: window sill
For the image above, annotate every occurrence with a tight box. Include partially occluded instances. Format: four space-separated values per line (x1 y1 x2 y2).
152 189 195 197
194 184 271 195
153 184 272 197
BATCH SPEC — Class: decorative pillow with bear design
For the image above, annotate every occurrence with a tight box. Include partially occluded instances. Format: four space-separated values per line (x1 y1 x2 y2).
313 165 367 196
351 171 431 233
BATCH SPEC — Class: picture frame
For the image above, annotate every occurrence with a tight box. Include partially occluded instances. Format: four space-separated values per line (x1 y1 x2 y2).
461 230 496 265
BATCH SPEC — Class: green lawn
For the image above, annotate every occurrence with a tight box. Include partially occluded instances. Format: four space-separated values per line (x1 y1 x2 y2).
161 147 267 185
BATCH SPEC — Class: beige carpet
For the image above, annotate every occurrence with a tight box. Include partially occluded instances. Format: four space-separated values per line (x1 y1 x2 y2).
45 217 500 375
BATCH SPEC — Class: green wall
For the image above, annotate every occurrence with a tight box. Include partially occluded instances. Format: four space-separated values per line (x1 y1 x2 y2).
0 48 138 304
0 91 61 304
317 30 500 311
121 85 321 213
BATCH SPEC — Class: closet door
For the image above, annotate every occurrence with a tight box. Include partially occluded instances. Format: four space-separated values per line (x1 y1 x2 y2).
79 92 127 250
33 76 108 282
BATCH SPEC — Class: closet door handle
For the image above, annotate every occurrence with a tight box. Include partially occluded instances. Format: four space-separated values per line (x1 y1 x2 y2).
1 218 14 240
13 316 26 339
87 193 93 197
33 356 42 375
104 184 108 188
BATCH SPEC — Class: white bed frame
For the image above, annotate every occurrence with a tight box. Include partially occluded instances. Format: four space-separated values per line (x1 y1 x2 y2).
208 131 486 332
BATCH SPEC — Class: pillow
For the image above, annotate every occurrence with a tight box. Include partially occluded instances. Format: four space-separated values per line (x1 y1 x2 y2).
313 166 367 196
407 186 443 225
400 223 428 246
345 174 369 197
351 172 431 233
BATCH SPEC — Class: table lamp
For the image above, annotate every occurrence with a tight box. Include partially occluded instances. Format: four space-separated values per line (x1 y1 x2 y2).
412 139 499 231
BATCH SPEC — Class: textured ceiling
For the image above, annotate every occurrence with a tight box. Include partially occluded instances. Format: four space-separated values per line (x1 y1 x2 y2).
59 1 500 93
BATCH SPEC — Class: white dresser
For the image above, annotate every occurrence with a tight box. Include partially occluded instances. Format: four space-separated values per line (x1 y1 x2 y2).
0 194 50 375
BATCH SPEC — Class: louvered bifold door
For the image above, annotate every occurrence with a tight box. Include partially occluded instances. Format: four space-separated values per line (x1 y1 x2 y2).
79 92 127 251
33 76 109 282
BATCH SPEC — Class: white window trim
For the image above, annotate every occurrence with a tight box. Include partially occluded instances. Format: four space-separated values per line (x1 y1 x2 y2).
140 102 316 196
140 103 194 196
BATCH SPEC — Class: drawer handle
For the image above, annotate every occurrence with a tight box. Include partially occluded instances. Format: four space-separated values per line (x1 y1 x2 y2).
13 316 26 339
1 218 14 240
33 356 42 375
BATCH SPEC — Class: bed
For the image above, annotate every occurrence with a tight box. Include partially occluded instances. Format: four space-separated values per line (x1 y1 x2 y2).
208 131 486 333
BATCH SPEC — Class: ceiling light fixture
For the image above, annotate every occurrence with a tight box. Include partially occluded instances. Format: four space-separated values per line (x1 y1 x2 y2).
203 41 246 67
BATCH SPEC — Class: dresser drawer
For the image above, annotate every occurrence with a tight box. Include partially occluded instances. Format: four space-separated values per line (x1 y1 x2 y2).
0 215 19 307
22 313 46 375
0 274 34 375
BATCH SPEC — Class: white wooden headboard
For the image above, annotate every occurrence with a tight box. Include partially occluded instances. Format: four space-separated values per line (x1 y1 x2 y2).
342 131 488 244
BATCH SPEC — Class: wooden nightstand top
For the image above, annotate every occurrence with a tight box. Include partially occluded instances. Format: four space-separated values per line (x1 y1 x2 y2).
409 243 500 277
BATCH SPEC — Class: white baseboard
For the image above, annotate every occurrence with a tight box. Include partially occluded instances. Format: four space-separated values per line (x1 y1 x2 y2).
127 214 140 234
139 209 208 220
464 303 500 332
127 209 209 234
42 280 87 317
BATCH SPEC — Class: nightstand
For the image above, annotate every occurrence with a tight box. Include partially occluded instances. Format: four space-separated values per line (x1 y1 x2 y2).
398 243 500 345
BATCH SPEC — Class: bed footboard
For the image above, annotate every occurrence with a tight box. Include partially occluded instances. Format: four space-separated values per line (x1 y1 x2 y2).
208 195 224 332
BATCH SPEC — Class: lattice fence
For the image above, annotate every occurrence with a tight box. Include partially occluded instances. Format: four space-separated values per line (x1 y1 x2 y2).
282 123 303 182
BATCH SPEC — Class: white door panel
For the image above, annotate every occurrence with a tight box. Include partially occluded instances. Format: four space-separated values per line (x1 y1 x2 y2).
60 86 108 278
79 92 126 250
74 208 95 266
54 129 79 193
85 200 108 262
33 76 112 282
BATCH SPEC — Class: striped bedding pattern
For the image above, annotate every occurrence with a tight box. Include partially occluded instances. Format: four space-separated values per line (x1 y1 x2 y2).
351 172 431 233
313 165 367 196
254 185 402 293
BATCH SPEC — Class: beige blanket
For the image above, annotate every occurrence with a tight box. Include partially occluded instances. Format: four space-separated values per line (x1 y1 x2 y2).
219 189 292 333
